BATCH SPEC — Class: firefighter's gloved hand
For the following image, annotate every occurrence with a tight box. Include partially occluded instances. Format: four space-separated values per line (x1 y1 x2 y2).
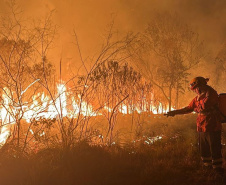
164 111 177 117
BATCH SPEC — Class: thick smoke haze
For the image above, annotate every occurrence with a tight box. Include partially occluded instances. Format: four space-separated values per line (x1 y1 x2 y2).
17 0 225 47
0 0 225 85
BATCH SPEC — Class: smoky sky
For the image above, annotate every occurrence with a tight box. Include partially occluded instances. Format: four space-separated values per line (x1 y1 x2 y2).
0 0 226 78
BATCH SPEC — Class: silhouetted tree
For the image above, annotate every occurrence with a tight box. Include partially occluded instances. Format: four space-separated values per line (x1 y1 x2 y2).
130 12 205 110
0 1 56 149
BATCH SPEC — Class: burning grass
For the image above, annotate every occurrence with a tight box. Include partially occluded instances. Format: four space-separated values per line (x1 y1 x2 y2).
0 115 225 185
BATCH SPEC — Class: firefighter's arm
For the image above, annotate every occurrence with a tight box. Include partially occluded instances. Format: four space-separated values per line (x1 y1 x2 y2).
164 107 193 117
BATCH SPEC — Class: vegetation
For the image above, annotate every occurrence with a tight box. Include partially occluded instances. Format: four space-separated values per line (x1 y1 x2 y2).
128 12 205 111
0 115 225 185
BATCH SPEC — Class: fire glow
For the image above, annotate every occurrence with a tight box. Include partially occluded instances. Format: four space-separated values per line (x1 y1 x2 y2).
0 83 168 146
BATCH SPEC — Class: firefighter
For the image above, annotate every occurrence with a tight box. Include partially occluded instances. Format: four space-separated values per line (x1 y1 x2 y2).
165 76 224 176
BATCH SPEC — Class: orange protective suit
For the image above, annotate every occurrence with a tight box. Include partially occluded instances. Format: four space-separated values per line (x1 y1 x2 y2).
174 85 223 171
186 85 222 132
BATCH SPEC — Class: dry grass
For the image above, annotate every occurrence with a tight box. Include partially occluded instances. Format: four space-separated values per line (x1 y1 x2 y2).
0 114 225 185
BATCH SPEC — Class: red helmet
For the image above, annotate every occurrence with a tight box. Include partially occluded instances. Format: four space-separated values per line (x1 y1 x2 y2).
189 77 209 90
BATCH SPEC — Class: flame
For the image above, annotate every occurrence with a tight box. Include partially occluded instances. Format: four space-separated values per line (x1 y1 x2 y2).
0 82 170 146
0 126 10 146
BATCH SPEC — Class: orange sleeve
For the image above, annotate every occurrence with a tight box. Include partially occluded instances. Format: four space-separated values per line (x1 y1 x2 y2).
174 98 196 114
187 97 196 111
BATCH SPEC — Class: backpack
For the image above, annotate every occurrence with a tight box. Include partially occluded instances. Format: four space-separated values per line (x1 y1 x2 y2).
219 93 226 123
